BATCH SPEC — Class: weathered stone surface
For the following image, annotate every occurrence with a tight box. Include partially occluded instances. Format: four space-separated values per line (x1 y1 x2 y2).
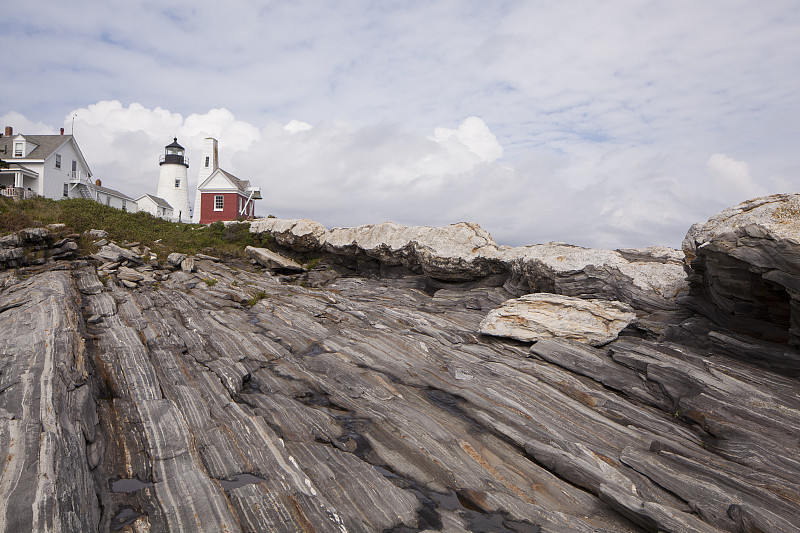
0 228 79 268
166 252 186 267
249 218 687 311
480 293 637 346
1 254 797 532
683 194 800 352
245 245 305 272
0 271 99 532
180 257 195 273
2 203 800 532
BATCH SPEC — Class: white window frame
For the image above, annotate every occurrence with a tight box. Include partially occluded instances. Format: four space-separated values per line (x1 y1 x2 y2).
13 142 23 157
205 156 210 168
55 154 61 169
175 178 180 188
63 183 69 197
214 195 224 211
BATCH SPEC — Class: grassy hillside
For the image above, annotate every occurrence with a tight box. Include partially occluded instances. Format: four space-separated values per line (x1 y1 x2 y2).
0 196 273 258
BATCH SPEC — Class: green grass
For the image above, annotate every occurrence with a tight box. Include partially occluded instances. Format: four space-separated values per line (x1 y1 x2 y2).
245 290 268 307
0 196 276 258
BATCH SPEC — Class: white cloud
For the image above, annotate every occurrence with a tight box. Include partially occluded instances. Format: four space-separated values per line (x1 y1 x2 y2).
706 153 769 204
284 120 313 134
2 2 799 248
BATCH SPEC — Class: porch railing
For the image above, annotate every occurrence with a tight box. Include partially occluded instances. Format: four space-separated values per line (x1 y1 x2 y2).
0 187 38 200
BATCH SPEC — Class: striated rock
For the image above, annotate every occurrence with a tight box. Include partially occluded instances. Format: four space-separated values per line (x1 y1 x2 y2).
249 218 687 311
245 246 305 272
180 257 195 273
0 247 798 531
0 227 79 268
505 243 687 312
480 293 637 346
683 193 800 352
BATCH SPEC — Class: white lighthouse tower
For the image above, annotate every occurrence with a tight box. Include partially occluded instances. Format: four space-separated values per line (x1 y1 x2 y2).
156 137 191 223
191 137 218 223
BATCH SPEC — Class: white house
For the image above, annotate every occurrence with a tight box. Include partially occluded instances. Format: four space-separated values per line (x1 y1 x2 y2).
85 180 138 212
136 194 174 220
0 126 93 200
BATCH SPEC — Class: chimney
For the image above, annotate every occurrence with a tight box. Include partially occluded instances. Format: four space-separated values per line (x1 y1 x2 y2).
95 179 102 187
60 128 64 135
4 126 11 136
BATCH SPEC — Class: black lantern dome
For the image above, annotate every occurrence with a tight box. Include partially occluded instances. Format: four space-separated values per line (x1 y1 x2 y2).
159 137 189 167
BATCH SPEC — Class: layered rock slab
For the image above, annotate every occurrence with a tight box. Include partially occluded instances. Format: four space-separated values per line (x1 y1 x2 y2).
479 293 637 346
0 271 99 532
249 218 687 312
683 193 800 356
1 244 799 531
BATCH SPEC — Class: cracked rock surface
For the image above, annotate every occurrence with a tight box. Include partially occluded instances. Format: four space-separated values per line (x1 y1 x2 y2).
1 252 798 532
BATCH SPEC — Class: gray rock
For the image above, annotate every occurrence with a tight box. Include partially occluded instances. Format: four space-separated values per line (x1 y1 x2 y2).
88 229 109 238
166 252 187 267
245 246 305 272
480 293 637 346
249 218 687 311
683 193 800 350
180 257 196 273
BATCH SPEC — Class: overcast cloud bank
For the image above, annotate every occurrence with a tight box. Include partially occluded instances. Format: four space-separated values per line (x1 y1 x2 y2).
2 1 798 248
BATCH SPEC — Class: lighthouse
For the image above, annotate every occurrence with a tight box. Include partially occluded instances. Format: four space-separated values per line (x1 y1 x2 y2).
156 137 191 223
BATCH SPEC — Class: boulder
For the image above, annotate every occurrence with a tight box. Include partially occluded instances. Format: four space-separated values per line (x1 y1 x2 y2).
505 243 687 312
166 252 187 267
682 193 800 346
245 246 305 272
180 257 196 273
479 293 637 346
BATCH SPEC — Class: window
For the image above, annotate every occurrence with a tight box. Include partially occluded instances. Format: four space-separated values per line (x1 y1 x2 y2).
63 183 69 197
13 143 23 157
55 154 61 169
214 195 224 211
175 179 180 188
122 200 127 212
205 156 210 167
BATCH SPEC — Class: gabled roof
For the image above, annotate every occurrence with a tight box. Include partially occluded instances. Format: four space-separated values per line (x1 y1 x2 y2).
198 168 251 193
0 134 92 176
135 194 173 209
90 183 136 202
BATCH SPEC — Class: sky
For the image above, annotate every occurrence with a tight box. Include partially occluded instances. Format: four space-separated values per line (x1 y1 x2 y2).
2 0 799 249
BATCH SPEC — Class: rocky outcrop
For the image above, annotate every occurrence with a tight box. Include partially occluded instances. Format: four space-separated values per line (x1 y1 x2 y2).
683 193 800 354
250 218 688 312
479 293 637 346
0 227 78 268
1 251 798 532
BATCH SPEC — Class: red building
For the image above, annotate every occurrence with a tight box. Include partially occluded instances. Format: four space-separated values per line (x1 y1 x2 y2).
196 168 261 224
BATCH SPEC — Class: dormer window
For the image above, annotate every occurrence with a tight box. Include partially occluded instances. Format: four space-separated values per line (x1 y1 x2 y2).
13 142 23 157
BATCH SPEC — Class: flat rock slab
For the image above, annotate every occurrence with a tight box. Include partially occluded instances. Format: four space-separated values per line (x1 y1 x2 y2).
245 246 305 272
479 293 637 346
